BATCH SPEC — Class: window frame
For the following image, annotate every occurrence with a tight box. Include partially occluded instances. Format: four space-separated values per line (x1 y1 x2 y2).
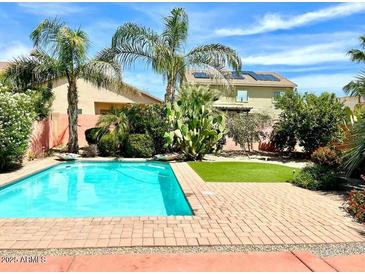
273 91 285 102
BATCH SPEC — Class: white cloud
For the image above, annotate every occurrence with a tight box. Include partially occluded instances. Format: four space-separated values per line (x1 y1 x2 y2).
244 42 350 66
17 3 84 16
0 42 32 61
292 73 356 95
215 3 365 36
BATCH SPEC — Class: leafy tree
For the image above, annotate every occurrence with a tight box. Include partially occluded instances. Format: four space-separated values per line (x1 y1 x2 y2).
271 89 345 154
227 113 271 151
5 18 121 153
102 8 241 103
164 84 226 160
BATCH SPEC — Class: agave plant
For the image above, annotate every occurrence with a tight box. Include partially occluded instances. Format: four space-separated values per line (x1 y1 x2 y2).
102 8 242 103
5 18 121 153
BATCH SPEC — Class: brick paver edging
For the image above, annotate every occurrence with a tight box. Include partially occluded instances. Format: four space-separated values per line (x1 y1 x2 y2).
0 158 364 249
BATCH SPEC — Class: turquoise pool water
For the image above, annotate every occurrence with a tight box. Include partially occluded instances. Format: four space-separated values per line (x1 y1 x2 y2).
0 161 192 218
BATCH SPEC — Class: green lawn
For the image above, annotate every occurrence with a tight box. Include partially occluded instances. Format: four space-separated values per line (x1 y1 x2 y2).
188 161 300 182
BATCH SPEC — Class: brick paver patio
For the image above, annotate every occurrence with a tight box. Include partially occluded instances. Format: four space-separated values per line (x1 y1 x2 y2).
0 158 364 249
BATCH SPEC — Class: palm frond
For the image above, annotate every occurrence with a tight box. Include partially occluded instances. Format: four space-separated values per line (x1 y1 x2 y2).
186 44 242 72
108 23 165 71
162 7 188 51
343 118 365 175
347 49 365 63
81 55 121 89
343 79 365 98
5 49 61 91
31 17 66 55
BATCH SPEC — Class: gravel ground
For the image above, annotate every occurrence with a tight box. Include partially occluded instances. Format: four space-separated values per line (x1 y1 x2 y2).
1 243 365 258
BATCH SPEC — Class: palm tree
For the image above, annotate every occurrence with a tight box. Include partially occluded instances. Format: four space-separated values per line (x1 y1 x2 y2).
96 108 129 142
102 8 242 103
344 35 365 103
5 18 121 153
348 35 365 63
343 80 365 104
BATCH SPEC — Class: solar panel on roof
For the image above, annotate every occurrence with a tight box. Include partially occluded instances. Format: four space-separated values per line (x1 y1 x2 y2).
257 74 280 81
193 72 210 79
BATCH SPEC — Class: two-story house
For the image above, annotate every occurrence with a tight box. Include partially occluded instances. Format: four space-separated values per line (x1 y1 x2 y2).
185 70 297 118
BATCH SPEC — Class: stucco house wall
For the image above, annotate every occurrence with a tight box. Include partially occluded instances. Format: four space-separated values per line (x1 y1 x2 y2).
51 78 161 115
213 86 293 118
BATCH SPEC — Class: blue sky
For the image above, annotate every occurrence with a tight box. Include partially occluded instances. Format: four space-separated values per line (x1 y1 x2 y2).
0 2 365 99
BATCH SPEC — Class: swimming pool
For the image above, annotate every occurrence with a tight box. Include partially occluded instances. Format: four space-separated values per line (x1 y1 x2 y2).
0 161 192 218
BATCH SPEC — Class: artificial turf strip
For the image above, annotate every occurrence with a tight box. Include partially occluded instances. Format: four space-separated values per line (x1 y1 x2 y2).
188 161 300 183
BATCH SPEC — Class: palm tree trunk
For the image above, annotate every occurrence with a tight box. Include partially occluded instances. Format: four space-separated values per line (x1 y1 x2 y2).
165 77 176 103
67 78 79 153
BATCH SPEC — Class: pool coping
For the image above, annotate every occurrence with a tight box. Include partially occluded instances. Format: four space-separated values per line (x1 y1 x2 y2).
0 157 364 250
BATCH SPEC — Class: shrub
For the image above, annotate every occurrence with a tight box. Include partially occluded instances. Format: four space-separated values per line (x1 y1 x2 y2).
271 89 346 154
0 89 35 171
97 134 119 157
346 190 365 223
292 165 341 190
259 141 277 152
124 134 154 158
227 113 271 151
311 147 341 168
85 127 100 144
119 104 169 154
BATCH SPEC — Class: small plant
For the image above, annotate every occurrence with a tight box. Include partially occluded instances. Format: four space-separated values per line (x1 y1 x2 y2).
292 165 340 190
97 134 119 157
311 147 341 168
346 190 365 223
124 134 154 158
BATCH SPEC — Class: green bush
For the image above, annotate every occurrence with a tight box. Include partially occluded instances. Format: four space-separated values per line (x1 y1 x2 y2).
124 134 154 158
311 147 341 168
85 127 101 144
120 104 169 154
0 88 36 171
292 165 341 190
97 134 119 157
271 89 345 154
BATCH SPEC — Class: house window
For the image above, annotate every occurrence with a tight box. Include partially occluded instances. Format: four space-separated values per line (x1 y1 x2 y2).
236 90 248 102
77 109 82 114
273 91 285 101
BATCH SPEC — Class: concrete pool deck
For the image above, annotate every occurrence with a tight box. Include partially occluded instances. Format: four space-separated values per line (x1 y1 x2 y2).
0 157 364 249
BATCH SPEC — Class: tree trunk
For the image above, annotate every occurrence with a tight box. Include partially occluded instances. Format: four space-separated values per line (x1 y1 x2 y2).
67 78 79 153
165 77 176 103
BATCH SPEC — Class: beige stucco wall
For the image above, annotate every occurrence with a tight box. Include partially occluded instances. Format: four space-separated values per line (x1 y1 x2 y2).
213 86 293 118
51 78 160 115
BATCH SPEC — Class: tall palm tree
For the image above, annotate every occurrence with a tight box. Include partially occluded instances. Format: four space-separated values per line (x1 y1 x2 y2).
5 18 121 153
102 8 242 103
